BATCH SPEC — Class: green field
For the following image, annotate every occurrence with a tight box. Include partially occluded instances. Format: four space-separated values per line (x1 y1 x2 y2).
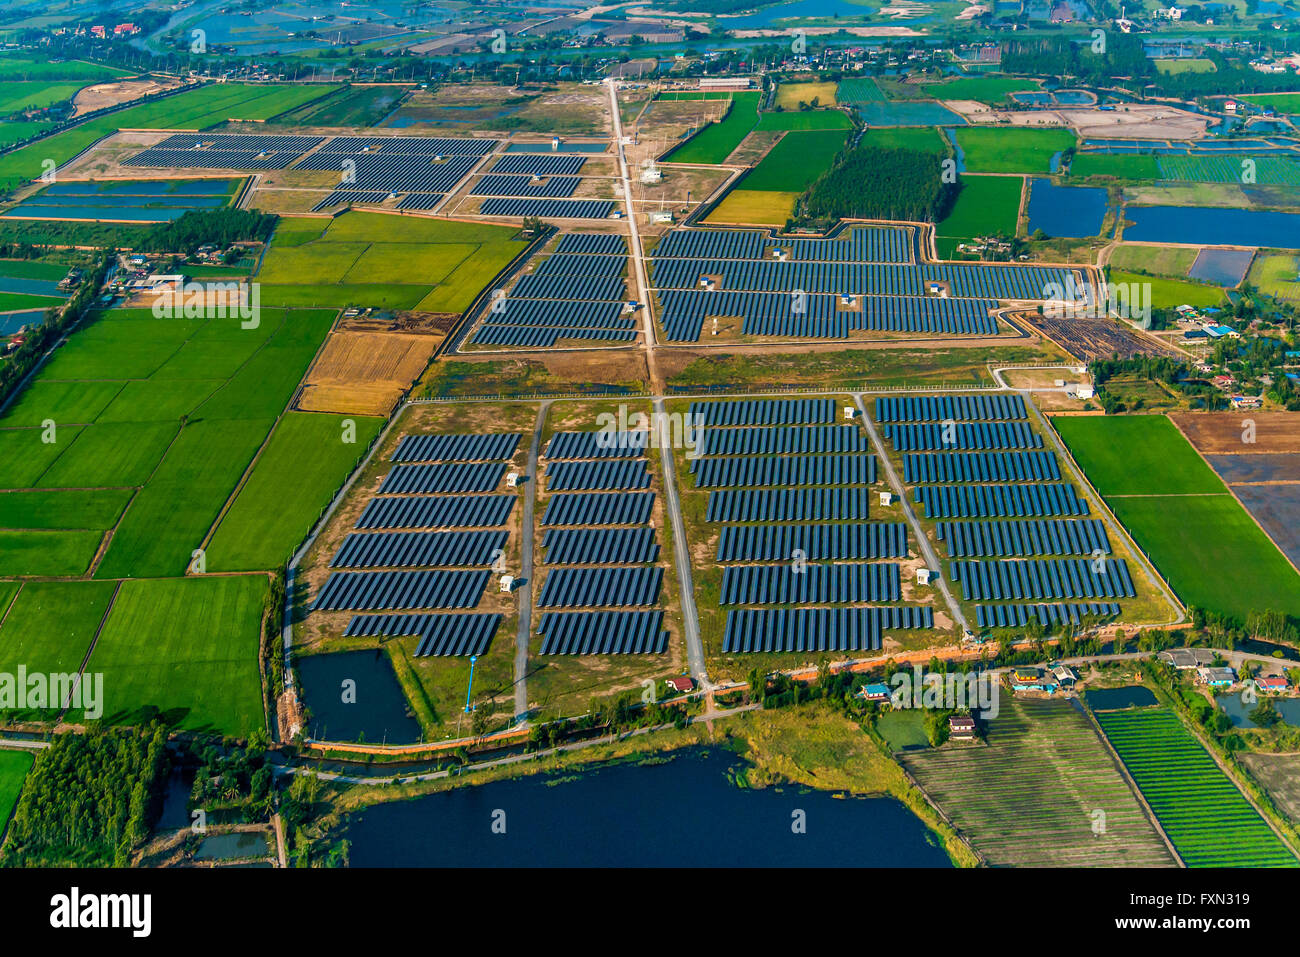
1154 58 1217 74
937 174 1023 247
207 412 384 571
258 211 525 313
0 581 117 717
1106 244 1198 277
1158 155 1300 186
272 83 410 127
705 189 799 225
1248 251 1300 300
1095 708 1297 867
81 576 268 737
662 92 760 164
0 55 127 82
835 77 885 103
0 81 83 113
0 749 33 837
1242 92 1300 113
858 127 950 154
742 130 848 192
1055 415 1300 620
1109 269 1225 309
921 76 1042 105
956 127 1077 174
754 110 852 131
901 699 1175 866
0 529 101 577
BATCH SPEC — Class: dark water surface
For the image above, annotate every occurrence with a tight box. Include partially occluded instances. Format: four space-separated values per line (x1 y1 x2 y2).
344 749 951 867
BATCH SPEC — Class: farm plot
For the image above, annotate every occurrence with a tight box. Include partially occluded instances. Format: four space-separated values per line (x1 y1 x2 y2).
936 174 1023 256
668 396 936 679
876 394 1145 632
78 576 269 738
257 211 526 314
956 128 1077 174
1094 707 1297 867
662 92 761 165
900 698 1175 867
298 329 444 415
740 129 848 193
1054 414 1300 621
772 81 839 111
0 749 32 835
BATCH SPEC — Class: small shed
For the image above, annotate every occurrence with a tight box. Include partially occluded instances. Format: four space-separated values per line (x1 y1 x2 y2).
948 715 976 740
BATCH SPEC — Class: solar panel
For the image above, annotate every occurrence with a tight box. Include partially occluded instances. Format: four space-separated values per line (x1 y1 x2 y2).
331 530 509 568
537 611 667 654
903 452 1060 484
537 566 663 607
542 527 659 564
706 488 871 523
913 483 1089 518
949 558 1136 601
722 607 932 653
391 433 521 463
312 569 491 611
471 174 580 197
716 523 907 561
881 422 1043 451
480 198 615 219
975 602 1121 629
876 394 1028 423
344 612 502 656
545 430 648 460
694 424 868 457
546 459 653 491
491 154 587 175
541 491 655 526
356 494 515 530
689 454 876 488
689 398 836 427
720 563 901 604
555 233 626 254
936 519 1110 558
378 462 505 495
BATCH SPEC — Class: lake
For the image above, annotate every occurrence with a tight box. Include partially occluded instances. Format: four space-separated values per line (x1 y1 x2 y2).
1124 205 1300 249
725 0 879 28
1218 693 1300 729
1026 178 1109 238
297 648 423 745
344 749 952 867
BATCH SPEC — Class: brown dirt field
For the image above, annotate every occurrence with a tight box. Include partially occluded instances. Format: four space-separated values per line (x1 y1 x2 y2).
298 330 442 415
1171 412 1300 455
72 77 183 117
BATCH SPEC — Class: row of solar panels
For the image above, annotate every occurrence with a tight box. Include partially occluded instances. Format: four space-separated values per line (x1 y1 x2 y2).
313 136 498 156
331 529 509 568
877 394 1028 423
471 174 580 198
481 198 615 219
541 491 655 526
690 454 877 488
547 459 653 491
722 606 933 654
493 153 586 175
296 152 480 192
657 290 998 342
378 462 505 495
542 527 660 564
903 451 1061 485
344 612 502 657
480 298 629 327
882 422 1043 451
706 488 872 523
720 563 901 605
689 398 835 427
555 233 626 255
357 494 515 530
716 523 908 562
694 424 867 457
534 252 628 278
914 483 1090 519
545 430 647 460
470 325 636 347
392 432 521 464
398 193 443 211
935 519 1111 558
949 558 1136 601
313 569 491 611
511 274 625 301
537 566 663 608
975 602 1122 629
537 611 667 655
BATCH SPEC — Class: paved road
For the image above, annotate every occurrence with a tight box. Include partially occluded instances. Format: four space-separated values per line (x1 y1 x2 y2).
853 392 971 635
514 401 551 724
654 397 708 685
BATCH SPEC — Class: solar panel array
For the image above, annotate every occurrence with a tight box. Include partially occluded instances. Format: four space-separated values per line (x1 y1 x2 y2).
471 174 581 197
480 198 616 219
649 226 1081 341
688 398 932 655
875 394 1137 632
292 135 495 196
492 154 587 175
470 233 633 348
535 419 668 655
319 432 522 657
127 133 326 171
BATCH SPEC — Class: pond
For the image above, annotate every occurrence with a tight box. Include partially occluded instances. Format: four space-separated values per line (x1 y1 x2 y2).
1123 205 1300 249
1026 178 1109 239
1218 693 1300 729
193 832 273 861
1086 686 1158 710
1189 248 1255 287
343 749 952 867
297 649 423 745
724 0 878 28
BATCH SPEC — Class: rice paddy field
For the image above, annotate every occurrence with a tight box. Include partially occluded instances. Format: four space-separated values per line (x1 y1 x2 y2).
921 77 1043 105
900 699 1175 866
0 81 84 113
705 189 799 226
1069 153 1161 180
1053 415 1300 620
1248 251 1300 300
834 77 885 103
956 128 1077 174
257 211 526 313
858 127 950 154
662 92 761 164
1106 244 1199 277
753 110 852 131
272 83 411 127
1094 707 1297 867
772 81 838 111
0 55 128 82
1157 155 1300 186
0 749 33 835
